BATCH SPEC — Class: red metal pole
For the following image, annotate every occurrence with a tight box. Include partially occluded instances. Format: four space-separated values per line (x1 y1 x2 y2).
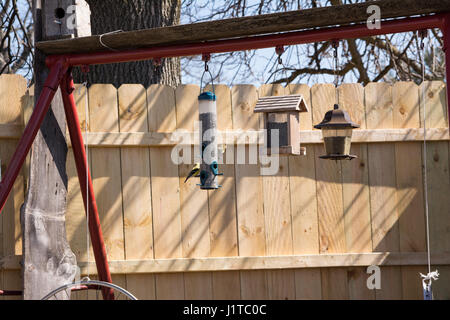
60 71 114 300
443 13 450 128
0 59 66 213
46 14 445 67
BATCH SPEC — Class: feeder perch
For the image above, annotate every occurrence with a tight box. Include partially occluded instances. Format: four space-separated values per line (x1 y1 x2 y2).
314 104 359 160
254 94 309 155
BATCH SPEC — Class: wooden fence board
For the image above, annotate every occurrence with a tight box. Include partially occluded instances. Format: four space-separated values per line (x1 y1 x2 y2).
339 84 373 299
176 84 212 299
0 75 26 300
232 84 267 299
89 84 125 261
294 268 322 299
312 84 346 254
205 85 241 299
259 84 295 300
365 82 402 300
420 81 450 299
312 83 348 300
340 84 371 254
118 85 153 260
393 82 426 300
118 84 155 298
66 84 91 262
147 85 184 300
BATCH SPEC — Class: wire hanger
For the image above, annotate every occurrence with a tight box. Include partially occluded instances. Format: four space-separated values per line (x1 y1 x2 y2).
418 29 439 300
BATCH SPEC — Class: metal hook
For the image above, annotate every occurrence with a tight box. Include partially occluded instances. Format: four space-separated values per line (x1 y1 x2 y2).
200 53 214 94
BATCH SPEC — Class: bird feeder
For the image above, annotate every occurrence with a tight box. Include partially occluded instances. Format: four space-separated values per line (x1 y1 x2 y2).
314 103 359 160
254 94 308 155
198 91 221 189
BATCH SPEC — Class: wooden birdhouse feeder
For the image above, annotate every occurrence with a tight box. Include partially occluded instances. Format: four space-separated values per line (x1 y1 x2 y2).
254 94 308 155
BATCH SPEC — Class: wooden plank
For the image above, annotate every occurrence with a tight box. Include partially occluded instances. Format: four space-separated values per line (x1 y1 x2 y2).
365 82 402 300
155 273 184 300
0 74 26 299
0 124 24 139
204 85 241 299
347 267 375 300
259 84 293 257
401 266 427 300
36 0 450 54
321 268 348 300
311 84 346 254
21 2 79 299
66 84 91 263
175 84 212 299
232 85 260 130
289 146 319 254
420 81 447 129
118 84 155 299
294 269 322 299
1 270 21 300
0 76 26 257
287 84 312 130
147 84 184 300
232 84 267 299
288 84 318 259
259 84 295 300
126 274 156 300
392 82 427 300
425 140 450 299
118 84 153 260
89 84 125 260
63 128 450 148
0 74 27 124
339 84 371 254
240 270 268 299
339 84 373 300
206 85 238 258
212 271 241 299
184 272 213 300
421 81 450 300
312 83 347 298
4 252 450 273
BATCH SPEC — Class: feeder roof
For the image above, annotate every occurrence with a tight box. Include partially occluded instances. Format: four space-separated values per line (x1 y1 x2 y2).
253 94 308 113
314 104 360 129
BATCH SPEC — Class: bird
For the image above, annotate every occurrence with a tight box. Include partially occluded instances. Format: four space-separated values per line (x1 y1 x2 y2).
184 163 200 183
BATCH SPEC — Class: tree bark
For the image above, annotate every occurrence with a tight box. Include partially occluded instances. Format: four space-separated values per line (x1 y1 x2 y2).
21 0 79 300
79 0 181 87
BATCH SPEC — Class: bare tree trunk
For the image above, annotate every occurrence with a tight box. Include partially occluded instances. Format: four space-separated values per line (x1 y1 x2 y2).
21 0 81 300
80 0 181 87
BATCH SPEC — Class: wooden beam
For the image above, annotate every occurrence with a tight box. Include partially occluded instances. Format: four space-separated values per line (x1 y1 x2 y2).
60 128 450 148
36 0 450 55
0 124 25 139
3 123 446 145
21 0 90 300
3 252 450 274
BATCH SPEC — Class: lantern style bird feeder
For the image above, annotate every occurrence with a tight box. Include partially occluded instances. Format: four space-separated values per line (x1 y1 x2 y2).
254 94 308 155
314 103 359 160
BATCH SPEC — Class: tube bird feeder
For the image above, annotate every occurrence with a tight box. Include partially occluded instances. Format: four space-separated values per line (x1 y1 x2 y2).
198 91 221 189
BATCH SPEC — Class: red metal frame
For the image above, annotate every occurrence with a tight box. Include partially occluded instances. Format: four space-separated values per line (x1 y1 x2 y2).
0 12 449 300
60 72 114 300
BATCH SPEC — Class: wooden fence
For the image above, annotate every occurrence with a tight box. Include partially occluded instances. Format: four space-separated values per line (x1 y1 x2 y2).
0 74 449 300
